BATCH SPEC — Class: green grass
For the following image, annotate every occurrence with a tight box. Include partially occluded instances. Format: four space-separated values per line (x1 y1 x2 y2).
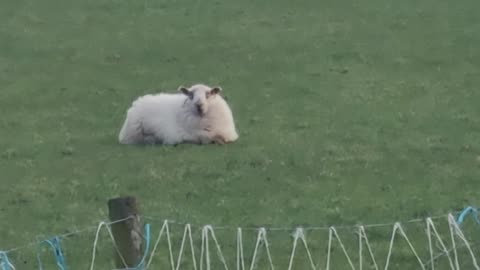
1 0 480 268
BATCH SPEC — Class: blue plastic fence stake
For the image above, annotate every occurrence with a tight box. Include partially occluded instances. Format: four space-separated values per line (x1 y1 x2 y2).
135 223 151 270
456 206 480 225
37 237 68 270
0 252 14 270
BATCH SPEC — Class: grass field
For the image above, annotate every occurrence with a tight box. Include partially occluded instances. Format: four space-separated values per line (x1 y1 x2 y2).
1 0 480 268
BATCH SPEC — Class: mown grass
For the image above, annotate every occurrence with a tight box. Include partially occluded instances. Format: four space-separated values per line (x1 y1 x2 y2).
1 0 480 268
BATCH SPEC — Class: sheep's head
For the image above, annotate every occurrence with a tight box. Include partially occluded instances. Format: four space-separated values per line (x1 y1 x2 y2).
178 84 222 116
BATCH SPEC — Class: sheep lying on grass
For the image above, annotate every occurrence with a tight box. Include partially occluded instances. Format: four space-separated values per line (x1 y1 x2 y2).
118 84 239 145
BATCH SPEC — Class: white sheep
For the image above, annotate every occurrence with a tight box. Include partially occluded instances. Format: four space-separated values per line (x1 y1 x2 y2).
118 83 239 145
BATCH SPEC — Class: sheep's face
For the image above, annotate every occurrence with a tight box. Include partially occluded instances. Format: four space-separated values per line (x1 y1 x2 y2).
179 84 222 116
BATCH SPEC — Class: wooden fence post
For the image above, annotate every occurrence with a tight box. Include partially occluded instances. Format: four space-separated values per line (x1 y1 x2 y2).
108 196 143 269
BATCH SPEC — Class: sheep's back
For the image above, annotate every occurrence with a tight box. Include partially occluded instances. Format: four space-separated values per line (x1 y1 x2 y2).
133 93 191 142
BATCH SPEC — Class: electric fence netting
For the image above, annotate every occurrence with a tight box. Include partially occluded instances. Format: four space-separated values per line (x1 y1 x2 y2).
1 207 479 270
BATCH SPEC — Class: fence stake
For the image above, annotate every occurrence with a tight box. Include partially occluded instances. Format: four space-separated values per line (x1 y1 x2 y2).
108 196 143 269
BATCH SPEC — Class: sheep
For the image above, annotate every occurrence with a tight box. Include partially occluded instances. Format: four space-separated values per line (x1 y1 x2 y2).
118 83 239 145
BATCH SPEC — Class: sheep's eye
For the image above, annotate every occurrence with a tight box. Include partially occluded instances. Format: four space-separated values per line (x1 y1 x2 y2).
206 93 211 99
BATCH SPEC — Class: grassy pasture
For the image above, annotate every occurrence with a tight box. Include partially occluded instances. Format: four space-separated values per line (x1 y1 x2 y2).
1 0 480 268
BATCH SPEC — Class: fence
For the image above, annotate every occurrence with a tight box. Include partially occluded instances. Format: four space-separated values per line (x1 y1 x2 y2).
1 196 479 270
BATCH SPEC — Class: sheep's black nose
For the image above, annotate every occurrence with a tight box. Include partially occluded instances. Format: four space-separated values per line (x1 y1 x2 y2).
196 104 203 115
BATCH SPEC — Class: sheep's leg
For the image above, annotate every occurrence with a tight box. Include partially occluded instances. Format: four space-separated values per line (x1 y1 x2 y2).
212 134 226 145
179 132 206 145
143 135 158 145
140 124 164 145
204 127 228 145
199 136 213 145
195 129 214 145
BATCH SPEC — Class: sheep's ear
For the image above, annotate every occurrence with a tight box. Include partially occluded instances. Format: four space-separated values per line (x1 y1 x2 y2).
210 87 222 95
178 86 193 98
